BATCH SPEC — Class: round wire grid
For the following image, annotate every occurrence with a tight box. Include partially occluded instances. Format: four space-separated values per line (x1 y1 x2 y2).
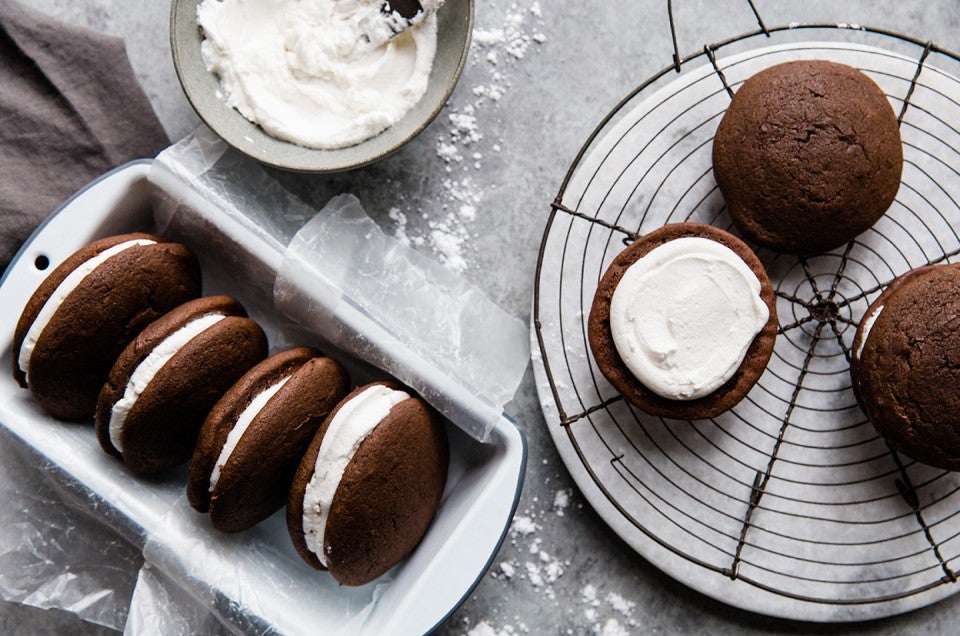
532 23 960 622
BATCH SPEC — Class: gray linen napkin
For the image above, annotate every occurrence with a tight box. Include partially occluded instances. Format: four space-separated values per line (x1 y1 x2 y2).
0 0 169 270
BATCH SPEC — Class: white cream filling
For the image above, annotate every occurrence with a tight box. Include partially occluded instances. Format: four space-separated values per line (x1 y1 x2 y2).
108 313 227 453
208 375 291 493
197 0 439 149
17 238 156 384
301 384 409 566
856 305 883 360
609 237 770 401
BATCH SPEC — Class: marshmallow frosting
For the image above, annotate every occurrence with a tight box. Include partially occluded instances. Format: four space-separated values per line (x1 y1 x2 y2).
609 237 769 401
197 0 439 149
856 306 883 360
302 384 409 566
208 375 291 492
17 238 156 384
109 313 227 453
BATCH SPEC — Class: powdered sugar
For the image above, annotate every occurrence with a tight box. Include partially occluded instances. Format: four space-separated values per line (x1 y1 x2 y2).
553 489 570 516
510 515 538 536
466 621 517 636
385 2 546 273
578 587 639 633
454 459 643 634
599 618 630 636
605 592 636 620
581 584 599 606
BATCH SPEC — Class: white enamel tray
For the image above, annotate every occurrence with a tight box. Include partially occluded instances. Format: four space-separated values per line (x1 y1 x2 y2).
0 160 526 634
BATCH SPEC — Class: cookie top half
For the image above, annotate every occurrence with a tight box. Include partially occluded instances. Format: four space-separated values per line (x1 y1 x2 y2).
713 60 902 254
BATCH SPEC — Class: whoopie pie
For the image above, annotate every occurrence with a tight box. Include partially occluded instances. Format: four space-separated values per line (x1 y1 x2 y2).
13 233 201 419
287 380 449 586
188 347 350 533
95 295 267 475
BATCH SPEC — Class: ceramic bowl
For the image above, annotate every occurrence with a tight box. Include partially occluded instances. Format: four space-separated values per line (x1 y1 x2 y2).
170 0 473 173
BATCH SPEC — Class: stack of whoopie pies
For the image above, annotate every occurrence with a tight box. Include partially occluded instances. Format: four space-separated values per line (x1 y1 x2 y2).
590 60 960 472
12 232 449 586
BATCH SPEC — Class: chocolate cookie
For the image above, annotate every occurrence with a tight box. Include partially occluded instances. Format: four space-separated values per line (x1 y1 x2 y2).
588 223 777 419
713 60 902 254
286 380 449 586
188 347 350 533
12 233 201 420
851 264 960 470
95 295 267 475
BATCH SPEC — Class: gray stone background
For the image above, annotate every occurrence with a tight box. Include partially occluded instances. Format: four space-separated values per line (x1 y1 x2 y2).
5 0 960 633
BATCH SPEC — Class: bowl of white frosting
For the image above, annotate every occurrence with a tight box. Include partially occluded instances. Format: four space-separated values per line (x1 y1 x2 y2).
171 0 473 172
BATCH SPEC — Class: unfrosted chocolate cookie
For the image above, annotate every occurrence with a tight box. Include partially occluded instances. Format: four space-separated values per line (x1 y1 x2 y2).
188 347 350 533
588 223 777 420
95 295 267 475
713 60 902 254
851 264 960 470
287 380 449 586
12 233 201 420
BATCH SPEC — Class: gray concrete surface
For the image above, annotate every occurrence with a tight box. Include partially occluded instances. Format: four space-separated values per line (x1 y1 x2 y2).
5 0 960 633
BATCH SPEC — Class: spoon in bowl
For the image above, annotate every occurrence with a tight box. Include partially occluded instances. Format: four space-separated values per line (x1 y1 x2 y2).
357 0 443 50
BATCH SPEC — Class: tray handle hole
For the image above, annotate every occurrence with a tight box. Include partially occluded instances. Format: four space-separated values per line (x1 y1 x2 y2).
34 255 49 271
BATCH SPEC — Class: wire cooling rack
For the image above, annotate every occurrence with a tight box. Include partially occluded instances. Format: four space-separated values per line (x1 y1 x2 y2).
531 5 960 623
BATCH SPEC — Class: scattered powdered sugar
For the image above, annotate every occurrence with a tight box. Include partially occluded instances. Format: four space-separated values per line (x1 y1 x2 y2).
429 221 468 271
457 468 645 634
510 515 538 536
553 489 570 516
581 584 600 606
388 206 424 247
386 2 547 272
599 618 630 636
605 592 636 620
467 621 518 636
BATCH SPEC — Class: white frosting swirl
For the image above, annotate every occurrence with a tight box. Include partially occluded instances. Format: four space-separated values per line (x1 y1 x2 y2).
197 0 439 149
17 238 156 383
856 305 883 360
609 237 769 401
108 313 227 453
301 384 409 566
208 375 291 492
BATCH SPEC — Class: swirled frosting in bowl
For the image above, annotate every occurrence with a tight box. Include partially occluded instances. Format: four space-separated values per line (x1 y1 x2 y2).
197 0 440 149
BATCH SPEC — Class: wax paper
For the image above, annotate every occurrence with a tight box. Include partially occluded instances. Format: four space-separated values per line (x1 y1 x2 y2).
150 128 528 440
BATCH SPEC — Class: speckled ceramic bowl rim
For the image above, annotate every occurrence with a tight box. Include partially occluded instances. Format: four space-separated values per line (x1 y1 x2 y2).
170 0 474 173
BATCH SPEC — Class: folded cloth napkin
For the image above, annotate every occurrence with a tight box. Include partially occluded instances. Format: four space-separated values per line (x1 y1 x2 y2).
0 0 169 270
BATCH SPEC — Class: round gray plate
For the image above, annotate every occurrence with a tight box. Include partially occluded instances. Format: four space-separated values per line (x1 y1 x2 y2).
533 39 960 622
170 0 473 173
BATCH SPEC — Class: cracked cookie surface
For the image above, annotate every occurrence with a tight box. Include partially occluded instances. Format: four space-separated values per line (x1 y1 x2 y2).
713 60 902 254
852 263 960 470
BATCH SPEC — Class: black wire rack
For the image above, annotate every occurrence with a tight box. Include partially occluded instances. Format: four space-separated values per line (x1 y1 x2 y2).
533 2 960 621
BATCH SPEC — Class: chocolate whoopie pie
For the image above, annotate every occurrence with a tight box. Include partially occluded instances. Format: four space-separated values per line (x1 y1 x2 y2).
12 233 201 420
287 380 449 586
713 60 902 254
588 223 777 420
851 264 960 471
188 347 350 533
95 295 267 475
